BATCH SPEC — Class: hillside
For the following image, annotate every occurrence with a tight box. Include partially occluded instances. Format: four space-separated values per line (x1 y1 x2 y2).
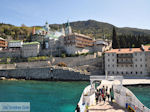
50 20 150 39
1 20 150 40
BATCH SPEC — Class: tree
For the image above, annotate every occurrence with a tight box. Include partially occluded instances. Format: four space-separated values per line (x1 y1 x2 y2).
112 26 119 49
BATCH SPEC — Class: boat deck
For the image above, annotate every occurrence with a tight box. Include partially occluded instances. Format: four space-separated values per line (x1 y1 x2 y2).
88 101 127 112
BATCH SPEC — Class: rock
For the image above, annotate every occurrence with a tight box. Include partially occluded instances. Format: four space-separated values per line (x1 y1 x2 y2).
0 77 6 80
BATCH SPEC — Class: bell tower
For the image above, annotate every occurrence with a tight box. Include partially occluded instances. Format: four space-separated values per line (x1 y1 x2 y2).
65 21 72 35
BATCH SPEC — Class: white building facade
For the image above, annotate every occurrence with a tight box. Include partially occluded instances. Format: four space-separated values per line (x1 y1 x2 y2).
64 33 93 55
8 40 23 48
94 39 112 53
21 42 40 58
105 45 150 76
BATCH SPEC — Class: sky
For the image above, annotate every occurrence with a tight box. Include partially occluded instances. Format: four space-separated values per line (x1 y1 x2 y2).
0 0 150 29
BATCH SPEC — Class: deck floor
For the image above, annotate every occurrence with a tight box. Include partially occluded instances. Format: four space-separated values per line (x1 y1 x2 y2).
88 101 128 112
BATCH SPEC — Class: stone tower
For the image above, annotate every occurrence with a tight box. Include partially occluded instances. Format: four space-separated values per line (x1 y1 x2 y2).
32 26 35 35
44 21 50 32
65 21 72 35
60 25 65 36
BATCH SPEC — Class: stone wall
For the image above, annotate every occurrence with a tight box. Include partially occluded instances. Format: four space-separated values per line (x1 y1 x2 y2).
0 50 21 58
0 67 89 81
0 61 50 70
16 61 50 68
0 64 16 69
54 54 97 67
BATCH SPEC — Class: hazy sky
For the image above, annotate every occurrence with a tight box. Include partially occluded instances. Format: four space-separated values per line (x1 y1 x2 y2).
0 0 150 29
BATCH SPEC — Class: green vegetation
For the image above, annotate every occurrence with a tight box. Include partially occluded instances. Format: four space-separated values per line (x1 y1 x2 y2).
0 23 41 41
145 44 150 46
61 53 66 58
51 20 150 39
1 20 150 46
9 40 22 42
112 32 150 48
0 57 12 64
27 56 49 62
23 41 40 45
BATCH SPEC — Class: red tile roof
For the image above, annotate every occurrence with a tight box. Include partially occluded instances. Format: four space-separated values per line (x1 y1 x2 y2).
105 45 150 54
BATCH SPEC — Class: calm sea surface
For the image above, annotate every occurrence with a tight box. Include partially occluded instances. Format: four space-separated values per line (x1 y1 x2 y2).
127 85 150 109
0 80 89 112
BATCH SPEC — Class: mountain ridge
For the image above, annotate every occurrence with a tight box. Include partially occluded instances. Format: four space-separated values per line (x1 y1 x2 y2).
0 19 150 40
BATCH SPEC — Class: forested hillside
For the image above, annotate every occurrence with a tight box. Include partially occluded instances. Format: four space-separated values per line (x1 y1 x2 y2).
0 20 150 47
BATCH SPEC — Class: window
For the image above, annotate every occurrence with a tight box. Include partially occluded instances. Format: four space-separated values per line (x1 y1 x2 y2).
140 59 142 61
140 65 142 67
108 59 110 62
140 71 142 74
135 65 137 67
131 72 132 74
145 64 147 67
108 65 110 67
136 72 138 74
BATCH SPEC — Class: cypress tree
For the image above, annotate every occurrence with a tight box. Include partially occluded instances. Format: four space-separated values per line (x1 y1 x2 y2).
112 26 119 49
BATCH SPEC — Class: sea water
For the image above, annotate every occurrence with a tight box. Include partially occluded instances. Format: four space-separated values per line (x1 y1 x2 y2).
127 85 150 109
0 80 89 112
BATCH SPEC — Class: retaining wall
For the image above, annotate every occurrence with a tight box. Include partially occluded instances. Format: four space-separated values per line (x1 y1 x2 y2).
0 67 89 81
0 50 21 58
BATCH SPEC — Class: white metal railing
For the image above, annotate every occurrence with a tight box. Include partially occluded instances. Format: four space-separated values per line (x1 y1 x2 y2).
114 85 150 112
76 85 92 112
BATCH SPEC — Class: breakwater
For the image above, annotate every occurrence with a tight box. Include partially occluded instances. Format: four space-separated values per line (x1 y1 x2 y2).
0 66 89 81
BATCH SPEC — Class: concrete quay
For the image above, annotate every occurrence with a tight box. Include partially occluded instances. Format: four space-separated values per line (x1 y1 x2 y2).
98 79 150 89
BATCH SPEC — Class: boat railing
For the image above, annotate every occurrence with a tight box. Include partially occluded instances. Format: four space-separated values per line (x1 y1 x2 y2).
114 85 150 112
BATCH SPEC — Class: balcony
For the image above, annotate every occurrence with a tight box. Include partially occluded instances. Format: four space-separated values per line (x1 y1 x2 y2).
117 61 133 64
117 54 133 58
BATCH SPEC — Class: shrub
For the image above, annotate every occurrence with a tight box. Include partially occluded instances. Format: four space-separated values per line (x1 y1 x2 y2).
28 56 49 62
71 54 76 57
75 53 79 57
61 53 66 58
